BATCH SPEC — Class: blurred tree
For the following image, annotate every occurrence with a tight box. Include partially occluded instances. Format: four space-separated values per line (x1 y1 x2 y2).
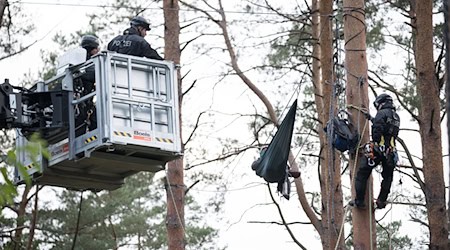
414 0 449 248
33 173 217 250
0 0 34 60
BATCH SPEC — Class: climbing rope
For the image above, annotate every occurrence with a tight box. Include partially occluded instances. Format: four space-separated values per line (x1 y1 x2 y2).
325 7 347 245
334 118 368 250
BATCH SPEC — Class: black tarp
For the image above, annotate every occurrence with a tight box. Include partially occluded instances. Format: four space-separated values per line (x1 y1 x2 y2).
253 100 297 184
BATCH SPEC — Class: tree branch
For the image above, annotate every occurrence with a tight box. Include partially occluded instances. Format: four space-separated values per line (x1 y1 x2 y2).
396 137 425 192
185 180 200 195
267 184 307 250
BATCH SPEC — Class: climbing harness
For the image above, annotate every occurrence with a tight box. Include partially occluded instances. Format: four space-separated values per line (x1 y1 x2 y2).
363 142 376 167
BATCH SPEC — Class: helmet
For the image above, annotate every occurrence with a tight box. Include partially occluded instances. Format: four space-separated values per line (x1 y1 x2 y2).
130 16 151 31
81 35 99 49
373 93 393 110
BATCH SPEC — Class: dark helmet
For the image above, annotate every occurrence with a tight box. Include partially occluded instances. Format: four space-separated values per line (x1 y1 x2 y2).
373 93 393 110
81 35 99 49
130 16 151 31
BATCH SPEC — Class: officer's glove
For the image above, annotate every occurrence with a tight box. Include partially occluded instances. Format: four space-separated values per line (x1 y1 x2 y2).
363 111 372 121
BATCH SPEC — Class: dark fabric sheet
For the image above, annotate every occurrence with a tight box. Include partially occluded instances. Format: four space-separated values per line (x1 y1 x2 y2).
253 100 297 183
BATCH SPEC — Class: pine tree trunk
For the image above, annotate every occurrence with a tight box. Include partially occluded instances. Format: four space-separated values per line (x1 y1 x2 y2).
343 0 376 249
318 0 344 249
164 1 185 249
312 0 326 241
444 0 450 232
415 1 449 248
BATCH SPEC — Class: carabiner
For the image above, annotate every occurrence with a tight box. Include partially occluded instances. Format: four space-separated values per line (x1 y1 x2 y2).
368 158 376 167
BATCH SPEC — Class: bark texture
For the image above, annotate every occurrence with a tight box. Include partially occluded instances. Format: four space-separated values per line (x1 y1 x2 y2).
318 0 344 249
164 1 185 249
415 1 449 248
343 0 376 249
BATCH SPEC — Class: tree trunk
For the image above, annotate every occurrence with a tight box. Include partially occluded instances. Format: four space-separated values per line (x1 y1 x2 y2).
415 0 449 248
343 0 376 249
25 186 39 250
13 185 31 250
318 0 344 249
0 0 7 27
444 0 450 232
164 1 185 249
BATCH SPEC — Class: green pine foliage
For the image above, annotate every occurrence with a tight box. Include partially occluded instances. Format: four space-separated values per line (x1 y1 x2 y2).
0 134 48 207
34 172 218 249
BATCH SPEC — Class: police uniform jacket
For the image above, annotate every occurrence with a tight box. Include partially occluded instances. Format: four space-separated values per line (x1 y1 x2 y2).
107 27 163 60
372 102 400 146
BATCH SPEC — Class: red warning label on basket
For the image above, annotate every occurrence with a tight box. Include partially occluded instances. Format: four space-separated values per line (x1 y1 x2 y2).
133 130 152 141
51 143 69 157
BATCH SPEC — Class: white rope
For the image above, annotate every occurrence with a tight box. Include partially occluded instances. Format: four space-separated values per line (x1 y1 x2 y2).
334 119 368 250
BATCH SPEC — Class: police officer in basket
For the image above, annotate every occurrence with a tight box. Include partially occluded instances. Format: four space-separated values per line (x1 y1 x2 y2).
107 16 163 60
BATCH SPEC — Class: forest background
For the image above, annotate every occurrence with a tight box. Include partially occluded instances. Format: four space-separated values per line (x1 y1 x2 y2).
0 0 448 249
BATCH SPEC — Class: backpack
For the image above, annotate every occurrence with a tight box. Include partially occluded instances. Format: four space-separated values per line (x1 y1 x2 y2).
325 112 359 152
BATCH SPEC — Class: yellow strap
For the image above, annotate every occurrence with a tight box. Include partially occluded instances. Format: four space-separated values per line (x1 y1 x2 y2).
390 137 395 147
380 136 385 146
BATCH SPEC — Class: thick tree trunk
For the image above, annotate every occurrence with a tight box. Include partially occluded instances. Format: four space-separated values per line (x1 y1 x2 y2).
415 1 449 248
311 0 326 239
164 1 185 249
343 0 376 249
444 0 450 232
318 1 344 249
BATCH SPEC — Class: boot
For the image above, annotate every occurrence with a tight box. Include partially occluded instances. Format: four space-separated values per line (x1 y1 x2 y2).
288 171 300 178
349 199 366 209
375 199 387 209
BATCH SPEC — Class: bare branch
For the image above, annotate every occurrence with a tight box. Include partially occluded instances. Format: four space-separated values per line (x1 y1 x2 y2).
247 220 311 225
0 40 38 61
226 202 272 231
396 137 425 192
185 180 200 195
182 79 196 97
267 184 307 250
184 110 205 147
185 144 255 170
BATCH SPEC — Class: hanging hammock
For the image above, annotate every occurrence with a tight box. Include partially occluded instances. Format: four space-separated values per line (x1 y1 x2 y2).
251 100 297 198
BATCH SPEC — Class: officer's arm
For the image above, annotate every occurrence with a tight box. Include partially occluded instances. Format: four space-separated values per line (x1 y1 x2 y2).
107 39 115 51
81 65 96 83
371 111 385 143
143 42 164 60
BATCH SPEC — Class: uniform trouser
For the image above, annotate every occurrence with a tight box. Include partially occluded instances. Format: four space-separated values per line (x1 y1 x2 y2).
355 151 396 203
